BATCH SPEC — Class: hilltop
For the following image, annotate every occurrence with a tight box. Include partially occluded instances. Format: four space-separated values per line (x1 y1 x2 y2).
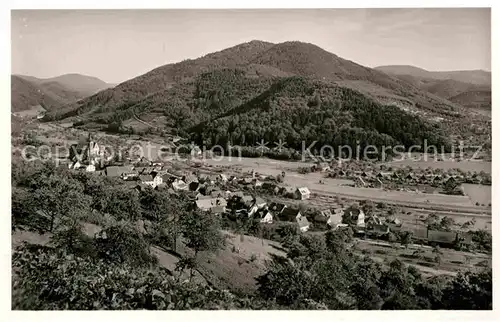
17 73 114 96
11 75 65 112
375 65 491 112
11 73 115 112
374 65 491 85
39 40 491 152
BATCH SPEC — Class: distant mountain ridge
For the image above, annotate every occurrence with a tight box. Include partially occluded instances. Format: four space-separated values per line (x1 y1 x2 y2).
374 65 491 85
16 73 114 96
11 73 115 112
375 65 491 110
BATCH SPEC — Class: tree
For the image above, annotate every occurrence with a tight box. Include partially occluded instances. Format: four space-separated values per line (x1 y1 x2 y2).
94 223 157 268
442 270 492 310
30 175 92 232
103 185 141 221
412 248 425 260
400 231 413 249
432 246 443 267
179 210 225 279
440 216 455 232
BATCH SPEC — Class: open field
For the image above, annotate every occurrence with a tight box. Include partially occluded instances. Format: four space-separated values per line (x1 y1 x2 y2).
175 230 285 294
283 173 489 213
204 156 314 176
462 184 492 206
354 239 490 276
385 159 491 174
203 156 490 212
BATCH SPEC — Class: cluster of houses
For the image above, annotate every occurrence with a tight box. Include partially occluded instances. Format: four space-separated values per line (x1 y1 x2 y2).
326 167 490 191
64 138 475 247
68 133 103 172
223 196 345 233
341 206 473 248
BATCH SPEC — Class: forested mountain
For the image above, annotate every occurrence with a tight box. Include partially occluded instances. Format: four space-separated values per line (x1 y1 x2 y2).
190 76 451 153
39 41 489 153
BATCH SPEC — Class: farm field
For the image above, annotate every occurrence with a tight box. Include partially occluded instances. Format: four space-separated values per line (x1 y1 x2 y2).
203 156 490 214
204 156 314 176
385 159 491 174
282 173 484 211
354 239 491 276
462 184 492 206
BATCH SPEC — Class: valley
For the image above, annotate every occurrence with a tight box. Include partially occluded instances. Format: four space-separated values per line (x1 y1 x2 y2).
11 9 492 311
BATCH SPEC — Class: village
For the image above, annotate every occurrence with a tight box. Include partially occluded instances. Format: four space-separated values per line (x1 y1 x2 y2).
62 133 488 251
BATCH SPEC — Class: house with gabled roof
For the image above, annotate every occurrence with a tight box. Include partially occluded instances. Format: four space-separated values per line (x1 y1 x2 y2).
268 202 287 215
105 165 134 177
406 173 415 181
195 197 227 214
297 215 310 232
241 195 254 207
257 209 274 224
172 179 188 191
295 187 311 200
279 207 309 232
139 173 163 188
427 230 457 246
248 197 267 217
314 209 343 229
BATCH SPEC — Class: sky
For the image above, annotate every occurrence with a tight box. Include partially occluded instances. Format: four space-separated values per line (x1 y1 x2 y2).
11 8 491 84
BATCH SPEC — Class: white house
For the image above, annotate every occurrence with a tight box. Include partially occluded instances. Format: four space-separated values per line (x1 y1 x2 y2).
140 173 163 188
172 179 188 191
248 197 267 217
297 214 310 232
281 207 310 232
85 164 96 172
195 198 227 213
295 187 311 200
356 209 366 228
259 210 274 224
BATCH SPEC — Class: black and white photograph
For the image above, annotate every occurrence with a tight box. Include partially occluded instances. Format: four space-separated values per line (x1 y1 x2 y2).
8 4 494 312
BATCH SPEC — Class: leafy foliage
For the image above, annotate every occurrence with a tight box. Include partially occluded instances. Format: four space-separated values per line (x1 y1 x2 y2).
11 244 260 310
257 230 492 310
